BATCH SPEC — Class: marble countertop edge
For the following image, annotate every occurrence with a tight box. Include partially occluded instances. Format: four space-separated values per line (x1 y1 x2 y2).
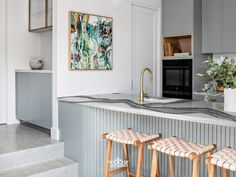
80 102 236 126
59 95 236 128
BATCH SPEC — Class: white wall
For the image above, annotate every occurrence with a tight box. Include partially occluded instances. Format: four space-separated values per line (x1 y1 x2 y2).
55 0 133 97
40 31 53 70
52 0 59 139
0 0 7 124
6 0 41 124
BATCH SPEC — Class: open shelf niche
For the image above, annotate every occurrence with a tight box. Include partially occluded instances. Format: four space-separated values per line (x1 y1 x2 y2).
163 35 192 59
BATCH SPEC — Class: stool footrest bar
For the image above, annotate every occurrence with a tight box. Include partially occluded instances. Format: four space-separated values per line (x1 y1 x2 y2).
129 172 145 177
109 167 127 176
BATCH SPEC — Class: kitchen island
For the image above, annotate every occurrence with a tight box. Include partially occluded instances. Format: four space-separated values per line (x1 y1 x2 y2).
58 94 236 177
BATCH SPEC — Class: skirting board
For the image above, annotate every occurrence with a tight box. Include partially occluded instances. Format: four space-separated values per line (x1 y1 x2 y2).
51 127 61 140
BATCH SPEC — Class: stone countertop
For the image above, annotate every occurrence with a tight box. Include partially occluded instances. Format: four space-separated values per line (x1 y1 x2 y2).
58 93 236 127
15 69 52 74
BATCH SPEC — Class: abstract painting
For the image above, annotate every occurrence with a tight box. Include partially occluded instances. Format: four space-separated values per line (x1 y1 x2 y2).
69 11 113 70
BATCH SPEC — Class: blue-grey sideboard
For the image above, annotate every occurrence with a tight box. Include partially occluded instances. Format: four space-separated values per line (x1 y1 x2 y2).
16 70 52 129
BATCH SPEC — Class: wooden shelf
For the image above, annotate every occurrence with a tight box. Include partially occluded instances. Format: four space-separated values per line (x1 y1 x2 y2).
162 56 193 60
163 35 192 57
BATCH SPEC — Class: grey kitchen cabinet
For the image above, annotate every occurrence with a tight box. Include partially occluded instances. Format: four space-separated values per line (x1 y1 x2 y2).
16 71 52 129
202 0 236 53
222 0 236 53
16 73 31 123
202 0 222 53
162 0 193 36
161 0 208 93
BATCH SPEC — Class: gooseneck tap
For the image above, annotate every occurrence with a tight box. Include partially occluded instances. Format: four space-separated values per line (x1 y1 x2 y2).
139 68 153 103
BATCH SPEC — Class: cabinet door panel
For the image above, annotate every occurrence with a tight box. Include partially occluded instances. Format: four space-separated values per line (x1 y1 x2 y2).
47 0 53 27
163 0 193 36
30 74 52 129
16 73 31 122
222 0 236 53
132 6 157 96
30 0 46 30
202 0 222 53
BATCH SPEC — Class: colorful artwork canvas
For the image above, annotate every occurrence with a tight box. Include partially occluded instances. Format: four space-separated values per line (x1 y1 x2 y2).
69 11 113 70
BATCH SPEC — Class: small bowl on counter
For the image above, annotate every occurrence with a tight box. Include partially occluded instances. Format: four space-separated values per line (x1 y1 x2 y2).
30 59 44 70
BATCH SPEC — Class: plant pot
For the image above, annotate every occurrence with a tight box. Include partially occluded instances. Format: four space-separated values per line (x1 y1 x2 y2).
216 87 224 93
224 88 236 113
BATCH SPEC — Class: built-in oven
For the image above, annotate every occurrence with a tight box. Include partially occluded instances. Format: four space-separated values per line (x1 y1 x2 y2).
162 59 192 99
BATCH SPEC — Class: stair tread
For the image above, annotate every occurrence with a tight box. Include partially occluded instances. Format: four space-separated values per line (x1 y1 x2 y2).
0 158 77 177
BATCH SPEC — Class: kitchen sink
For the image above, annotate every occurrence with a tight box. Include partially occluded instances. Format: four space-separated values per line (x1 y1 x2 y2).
143 97 184 104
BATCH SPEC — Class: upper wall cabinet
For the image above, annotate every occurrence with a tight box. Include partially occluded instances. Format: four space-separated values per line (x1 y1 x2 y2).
162 0 193 36
202 0 222 53
202 0 236 53
29 0 52 32
222 0 236 53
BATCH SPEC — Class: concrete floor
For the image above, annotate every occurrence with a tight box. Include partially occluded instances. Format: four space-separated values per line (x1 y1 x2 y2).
0 124 78 177
0 124 57 155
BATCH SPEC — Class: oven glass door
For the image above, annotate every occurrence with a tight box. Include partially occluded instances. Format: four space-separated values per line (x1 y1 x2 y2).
163 66 183 92
163 60 192 99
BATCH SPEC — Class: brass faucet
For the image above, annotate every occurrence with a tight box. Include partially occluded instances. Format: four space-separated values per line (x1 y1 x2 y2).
139 68 153 103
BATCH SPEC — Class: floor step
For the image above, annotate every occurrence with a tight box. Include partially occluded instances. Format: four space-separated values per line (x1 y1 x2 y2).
0 124 58 155
0 143 64 172
0 158 78 177
0 125 64 171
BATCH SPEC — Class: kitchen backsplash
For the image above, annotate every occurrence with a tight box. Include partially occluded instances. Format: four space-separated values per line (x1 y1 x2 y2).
213 54 236 61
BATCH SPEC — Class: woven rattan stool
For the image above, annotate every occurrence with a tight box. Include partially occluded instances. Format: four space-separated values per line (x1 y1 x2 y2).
206 147 236 177
102 128 161 177
149 136 216 177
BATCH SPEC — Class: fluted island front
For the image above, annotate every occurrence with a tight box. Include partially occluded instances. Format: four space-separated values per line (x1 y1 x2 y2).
58 94 236 177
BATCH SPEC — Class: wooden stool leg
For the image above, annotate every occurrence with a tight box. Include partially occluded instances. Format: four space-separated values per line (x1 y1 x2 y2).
123 144 130 177
192 156 200 177
104 140 112 177
136 143 144 177
207 151 213 172
223 168 229 177
208 164 216 177
168 155 175 177
151 150 160 177
156 151 160 177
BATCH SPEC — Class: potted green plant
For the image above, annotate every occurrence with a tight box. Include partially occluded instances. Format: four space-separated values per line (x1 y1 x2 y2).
198 57 236 112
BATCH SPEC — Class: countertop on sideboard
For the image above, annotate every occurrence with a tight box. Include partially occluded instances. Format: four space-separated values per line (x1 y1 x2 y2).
15 69 52 74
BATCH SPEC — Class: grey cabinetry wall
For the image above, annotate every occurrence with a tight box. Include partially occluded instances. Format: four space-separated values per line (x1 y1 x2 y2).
162 0 193 36
202 0 236 53
16 72 52 129
202 0 222 53
222 0 236 53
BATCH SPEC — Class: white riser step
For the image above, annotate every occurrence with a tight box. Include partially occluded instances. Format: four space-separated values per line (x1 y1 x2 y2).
0 158 78 177
0 143 64 172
